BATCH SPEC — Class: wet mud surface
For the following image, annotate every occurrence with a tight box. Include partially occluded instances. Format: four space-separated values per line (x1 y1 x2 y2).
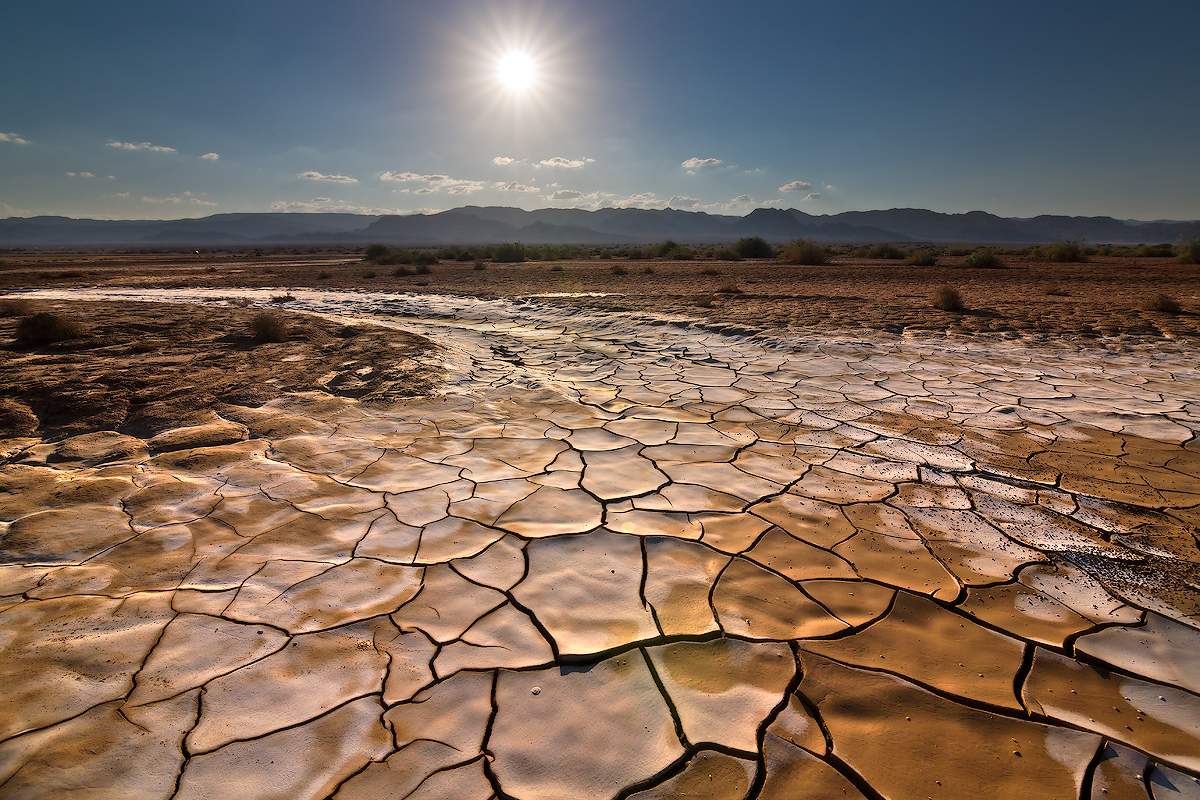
0 287 1197 799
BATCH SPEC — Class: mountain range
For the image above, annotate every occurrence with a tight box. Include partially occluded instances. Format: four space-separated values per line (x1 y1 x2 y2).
2 206 1197 247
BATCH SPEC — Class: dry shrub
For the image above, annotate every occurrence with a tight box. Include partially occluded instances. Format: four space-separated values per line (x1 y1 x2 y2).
961 249 1004 268
906 249 937 266
0 298 35 316
270 294 295 303
934 286 965 312
251 311 289 343
717 281 743 294
1147 294 1181 314
611 264 628 276
781 240 829 265
473 260 486 271
643 265 655 275
16 312 83 345
550 265 564 272
1177 239 1200 265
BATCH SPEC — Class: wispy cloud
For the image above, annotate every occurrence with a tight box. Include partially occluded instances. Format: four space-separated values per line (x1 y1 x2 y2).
681 157 722 174
65 171 97 178
108 140 176 153
668 195 701 209
0 132 30 145
537 156 594 169
199 152 220 161
298 170 358 184
270 197 409 215
493 181 541 193
379 171 485 195
547 189 667 210
778 179 812 192
492 156 518 166
141 191 216 207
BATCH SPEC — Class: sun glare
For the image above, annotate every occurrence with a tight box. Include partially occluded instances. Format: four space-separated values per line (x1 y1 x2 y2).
496 50 538 93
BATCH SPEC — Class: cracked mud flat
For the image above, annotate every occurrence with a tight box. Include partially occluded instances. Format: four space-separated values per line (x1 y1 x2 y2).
1 287 1198 800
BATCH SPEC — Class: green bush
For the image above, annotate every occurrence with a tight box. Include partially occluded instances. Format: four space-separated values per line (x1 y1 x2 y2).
1136 243 1175 258
714 247 743 261
961 249 1004 268
857 243 905 259
1039 241 1088 263
363 244 389 261
1176 239 1200 264
492 242 526 263
781 240 829 265
734 236 773 259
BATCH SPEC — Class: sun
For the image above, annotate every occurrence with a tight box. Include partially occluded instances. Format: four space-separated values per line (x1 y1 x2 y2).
495 50 539 93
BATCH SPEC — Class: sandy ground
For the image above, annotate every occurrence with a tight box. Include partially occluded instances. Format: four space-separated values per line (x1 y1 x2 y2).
1 250 1198 340
0 273 1198 798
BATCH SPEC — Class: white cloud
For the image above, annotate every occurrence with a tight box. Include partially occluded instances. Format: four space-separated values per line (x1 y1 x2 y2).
681 157 722 173
298 170 358 184
379 171 485 195
549 189 583 201
141 191 216 207
269 197 411 215
494 181 541 193
668 195 701 209
65 171 97 178
537 156 594 169
200 152 220 161
112 192 132 199
779 179 813 192
492 156 518 166
615 192 666 209
0 132 30 145
107 140 176 153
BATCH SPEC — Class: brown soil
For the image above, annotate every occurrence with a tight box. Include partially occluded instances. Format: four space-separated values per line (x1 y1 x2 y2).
0 300 438 439
1 251 1198 340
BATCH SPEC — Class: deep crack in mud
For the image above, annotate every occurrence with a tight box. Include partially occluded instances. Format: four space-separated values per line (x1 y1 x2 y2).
1 288 1198 799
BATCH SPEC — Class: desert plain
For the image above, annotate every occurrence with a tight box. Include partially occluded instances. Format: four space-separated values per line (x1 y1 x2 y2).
0 250 1198 799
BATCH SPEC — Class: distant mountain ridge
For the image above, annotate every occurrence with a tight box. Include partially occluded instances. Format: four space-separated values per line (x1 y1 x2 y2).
2 207 1198 247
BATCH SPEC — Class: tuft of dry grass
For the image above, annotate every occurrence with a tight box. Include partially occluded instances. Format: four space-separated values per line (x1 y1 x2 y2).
550 264 564 272
717 280 743 294
1147 294 1181 314
781 240 829 265
934 286 965 312
251 311 289 343
473 259 486 271
0 298 35 316
643 265 655 275
611 264 628 276
16 312 83 346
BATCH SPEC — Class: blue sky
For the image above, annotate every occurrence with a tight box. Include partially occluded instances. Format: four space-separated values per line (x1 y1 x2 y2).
2 0 1198 220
